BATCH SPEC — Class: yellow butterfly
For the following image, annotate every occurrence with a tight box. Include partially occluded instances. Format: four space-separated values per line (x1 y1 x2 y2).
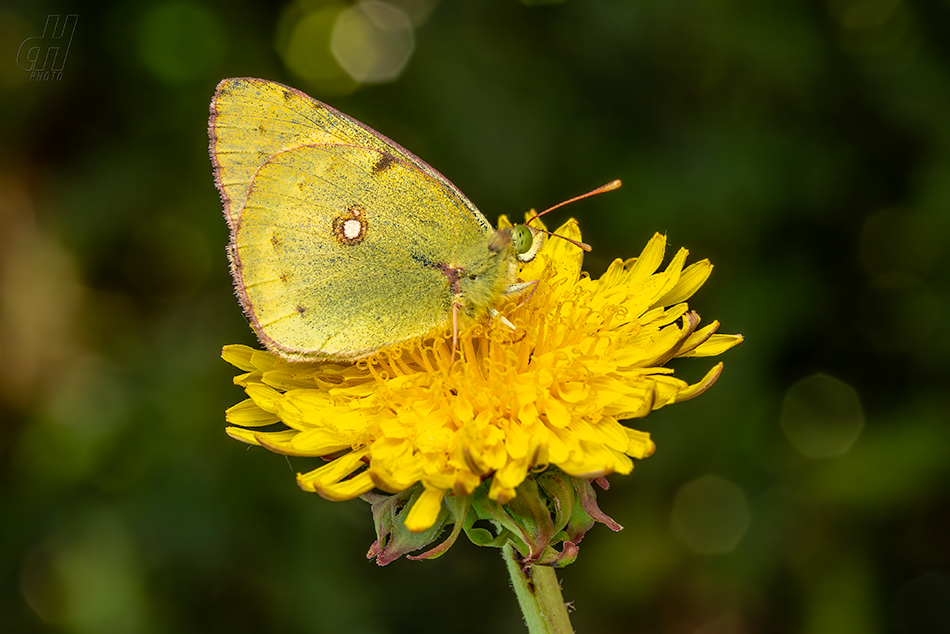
209 78 605 360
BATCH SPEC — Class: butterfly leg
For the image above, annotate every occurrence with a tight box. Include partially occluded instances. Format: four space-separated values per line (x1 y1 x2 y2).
485 279 539 334
450 301 461 368
489 307 516 331
504 279 539 310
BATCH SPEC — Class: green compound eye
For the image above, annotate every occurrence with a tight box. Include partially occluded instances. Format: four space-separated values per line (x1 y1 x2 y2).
511 225 534 255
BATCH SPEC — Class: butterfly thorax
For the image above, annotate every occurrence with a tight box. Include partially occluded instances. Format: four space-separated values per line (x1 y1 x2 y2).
453 228 519 321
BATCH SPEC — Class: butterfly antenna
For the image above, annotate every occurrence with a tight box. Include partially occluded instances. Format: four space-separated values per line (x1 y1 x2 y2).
526 179 622 252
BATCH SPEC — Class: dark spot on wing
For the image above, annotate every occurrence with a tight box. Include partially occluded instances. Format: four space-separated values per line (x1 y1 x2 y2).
410 253 436 267
373 152 397 175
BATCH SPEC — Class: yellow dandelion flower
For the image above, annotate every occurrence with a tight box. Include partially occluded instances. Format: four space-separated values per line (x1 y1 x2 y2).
223 218 742 556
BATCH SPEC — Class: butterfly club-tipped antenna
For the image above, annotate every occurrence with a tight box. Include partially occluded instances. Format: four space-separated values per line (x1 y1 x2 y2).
526 179 622 252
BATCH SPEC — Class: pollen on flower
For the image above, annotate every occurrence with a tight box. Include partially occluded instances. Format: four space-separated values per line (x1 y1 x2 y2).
223 218 742 534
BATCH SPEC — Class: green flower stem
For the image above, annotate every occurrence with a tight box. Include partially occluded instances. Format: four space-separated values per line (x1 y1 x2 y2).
503 543 574 634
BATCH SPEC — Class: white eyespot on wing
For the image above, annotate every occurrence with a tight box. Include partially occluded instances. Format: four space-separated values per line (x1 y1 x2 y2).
332 206 368 246
342 218 362 240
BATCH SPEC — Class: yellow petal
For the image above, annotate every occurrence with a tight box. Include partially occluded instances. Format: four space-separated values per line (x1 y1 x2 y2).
404 486 446 533
225 398 280 426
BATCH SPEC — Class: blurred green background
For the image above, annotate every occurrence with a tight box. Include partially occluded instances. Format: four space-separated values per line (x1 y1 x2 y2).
2 0 949 632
